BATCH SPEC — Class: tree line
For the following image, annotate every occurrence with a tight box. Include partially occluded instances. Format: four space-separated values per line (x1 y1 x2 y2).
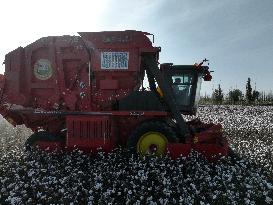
200 77 273 105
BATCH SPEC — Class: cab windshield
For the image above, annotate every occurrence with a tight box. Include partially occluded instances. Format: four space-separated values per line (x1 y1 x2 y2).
171 74 193 106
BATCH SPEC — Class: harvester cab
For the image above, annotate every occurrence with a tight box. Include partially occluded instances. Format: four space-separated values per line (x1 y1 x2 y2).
0 30 228 160
159 61 211 115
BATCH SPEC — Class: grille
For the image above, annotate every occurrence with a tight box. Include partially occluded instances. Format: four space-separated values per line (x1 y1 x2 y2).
67 117 111 139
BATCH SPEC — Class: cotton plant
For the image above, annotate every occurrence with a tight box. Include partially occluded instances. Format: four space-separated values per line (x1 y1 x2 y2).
0 106 273 204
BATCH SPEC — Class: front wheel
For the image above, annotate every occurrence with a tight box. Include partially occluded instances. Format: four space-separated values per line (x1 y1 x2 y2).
127 120 178 157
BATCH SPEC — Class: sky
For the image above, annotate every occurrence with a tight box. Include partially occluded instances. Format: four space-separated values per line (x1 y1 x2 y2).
0 0 272 96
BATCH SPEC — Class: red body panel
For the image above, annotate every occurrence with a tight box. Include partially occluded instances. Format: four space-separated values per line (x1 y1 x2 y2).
167 142 228 161
167 122 228 161
0 31 158 126
167 143 192 159
64 113 167 153
0 31 229 161
192 143 229 161
66 115 115 152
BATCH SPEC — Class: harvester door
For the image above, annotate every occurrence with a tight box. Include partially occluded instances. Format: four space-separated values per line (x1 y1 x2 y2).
62 59 90 110
54 36 90 110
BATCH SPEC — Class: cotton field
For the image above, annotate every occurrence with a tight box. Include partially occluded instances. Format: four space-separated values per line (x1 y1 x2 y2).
0 106 273 205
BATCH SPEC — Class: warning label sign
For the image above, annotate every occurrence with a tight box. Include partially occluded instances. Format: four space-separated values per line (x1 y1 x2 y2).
101 52 129 69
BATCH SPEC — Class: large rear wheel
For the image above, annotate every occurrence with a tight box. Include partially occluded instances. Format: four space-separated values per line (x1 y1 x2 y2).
127 120 178 157
25 131 64 151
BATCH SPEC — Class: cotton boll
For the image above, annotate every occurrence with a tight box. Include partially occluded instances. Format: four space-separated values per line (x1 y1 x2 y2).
1 106 273 204
266 183 273 190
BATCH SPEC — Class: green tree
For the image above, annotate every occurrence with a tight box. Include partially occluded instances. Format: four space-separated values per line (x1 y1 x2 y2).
267 91 273 102
252 90 260 102
212 84 224 104
246 77 253 103
229 89 243 104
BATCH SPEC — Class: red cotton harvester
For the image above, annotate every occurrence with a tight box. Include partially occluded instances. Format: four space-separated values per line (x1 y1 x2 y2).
0 31 228 160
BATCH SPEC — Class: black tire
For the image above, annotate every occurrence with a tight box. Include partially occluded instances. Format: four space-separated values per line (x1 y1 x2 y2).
127 120 178 157
25 131 63 150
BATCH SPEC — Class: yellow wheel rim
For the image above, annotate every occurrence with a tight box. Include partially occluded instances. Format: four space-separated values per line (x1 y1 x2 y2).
137 131 168 157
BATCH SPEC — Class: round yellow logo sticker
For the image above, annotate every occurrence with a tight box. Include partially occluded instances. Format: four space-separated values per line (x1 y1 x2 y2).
34 59 53 80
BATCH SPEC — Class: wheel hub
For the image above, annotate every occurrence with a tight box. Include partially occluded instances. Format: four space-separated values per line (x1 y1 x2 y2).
137 131 168 157
149 144 158 153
